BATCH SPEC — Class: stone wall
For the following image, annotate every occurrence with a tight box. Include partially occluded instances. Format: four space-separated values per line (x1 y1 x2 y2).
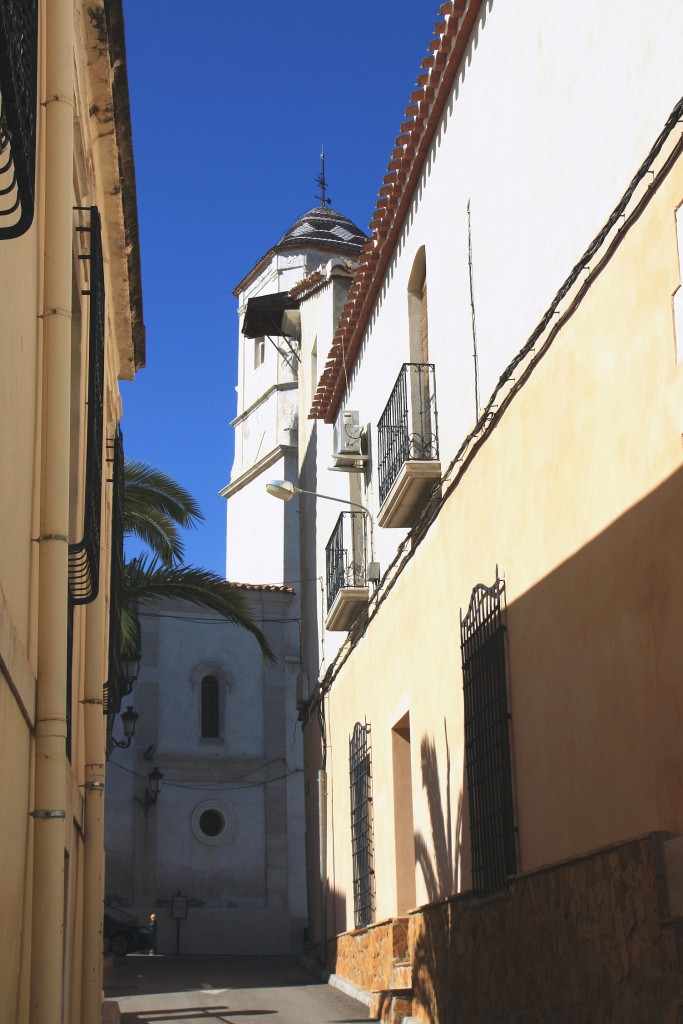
327 916 408 993
323 834 683 1023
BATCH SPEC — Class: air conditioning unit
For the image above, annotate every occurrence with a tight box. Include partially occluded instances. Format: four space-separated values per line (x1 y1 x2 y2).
331 410 369 471
333 409 363 458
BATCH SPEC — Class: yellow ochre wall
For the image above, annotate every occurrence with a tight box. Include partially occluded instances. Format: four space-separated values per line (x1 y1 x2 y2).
316 143 683 932
0 3 142 1022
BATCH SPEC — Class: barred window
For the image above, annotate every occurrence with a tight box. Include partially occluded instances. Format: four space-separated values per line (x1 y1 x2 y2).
460 575 517 894
349 720 374 928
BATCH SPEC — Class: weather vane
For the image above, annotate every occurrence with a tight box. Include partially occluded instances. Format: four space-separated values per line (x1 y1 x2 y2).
315 147 331 208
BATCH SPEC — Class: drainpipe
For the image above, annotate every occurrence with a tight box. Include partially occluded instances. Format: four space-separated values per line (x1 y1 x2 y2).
80 564 107 1024
30 0 73 1021
318 768 327 967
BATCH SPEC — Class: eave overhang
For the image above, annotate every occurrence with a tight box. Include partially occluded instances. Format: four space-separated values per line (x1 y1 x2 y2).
309 0 483 424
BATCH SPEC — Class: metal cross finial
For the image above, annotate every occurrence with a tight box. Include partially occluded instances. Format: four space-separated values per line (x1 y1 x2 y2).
315 147 331 207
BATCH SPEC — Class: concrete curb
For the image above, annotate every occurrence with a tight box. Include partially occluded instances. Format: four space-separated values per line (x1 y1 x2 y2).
102 1000 121 1024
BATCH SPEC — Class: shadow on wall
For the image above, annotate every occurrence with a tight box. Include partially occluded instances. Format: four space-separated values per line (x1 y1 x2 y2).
412 724 468 1024
414 724 466 903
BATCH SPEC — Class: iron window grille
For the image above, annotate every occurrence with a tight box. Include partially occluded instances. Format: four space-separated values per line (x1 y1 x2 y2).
66 596 74 762
349 720 374 928
325 511 368 612
104 428 125 732
69 207 105 605
0 0 38 238
460 575 517 895
377 362 438 505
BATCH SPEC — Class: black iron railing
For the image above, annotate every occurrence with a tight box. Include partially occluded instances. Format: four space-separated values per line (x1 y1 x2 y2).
349 720 374 928
0 0 38 238
460 575 517 895
69 207 105 605
377 363 438 505
104 428 124 730
325 511 367 612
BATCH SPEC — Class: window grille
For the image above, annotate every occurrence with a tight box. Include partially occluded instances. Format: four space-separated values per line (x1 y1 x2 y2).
66 595 74 762
460 575 517 894
104 428 125 730
325 511 367 612
69 207 105 605
377 363 438 505
349 720 374 928
201 675 220 738
0 0 38 238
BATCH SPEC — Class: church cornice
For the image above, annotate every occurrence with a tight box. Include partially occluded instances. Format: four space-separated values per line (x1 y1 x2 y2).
230 380 298 429
219 443 297 500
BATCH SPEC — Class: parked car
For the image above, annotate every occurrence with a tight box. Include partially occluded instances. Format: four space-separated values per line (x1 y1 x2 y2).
104 911 152 956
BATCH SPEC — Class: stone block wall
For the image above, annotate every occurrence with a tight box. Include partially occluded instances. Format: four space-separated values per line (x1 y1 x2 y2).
322 834 683 1023
408 833 682 1024
327 916 409 993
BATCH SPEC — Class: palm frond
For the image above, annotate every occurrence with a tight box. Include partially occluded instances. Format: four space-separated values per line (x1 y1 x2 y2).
123 556 276 664
120 605 141 660
124 460 203 565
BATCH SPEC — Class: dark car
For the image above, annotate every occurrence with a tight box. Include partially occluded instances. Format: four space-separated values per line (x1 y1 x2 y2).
104 911 152 956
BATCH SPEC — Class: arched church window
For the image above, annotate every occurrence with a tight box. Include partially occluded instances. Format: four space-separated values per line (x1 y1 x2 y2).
200 675 220 738
254 336 266 368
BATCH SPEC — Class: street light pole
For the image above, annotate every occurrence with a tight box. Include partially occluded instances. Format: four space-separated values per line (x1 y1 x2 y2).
265 479 376 563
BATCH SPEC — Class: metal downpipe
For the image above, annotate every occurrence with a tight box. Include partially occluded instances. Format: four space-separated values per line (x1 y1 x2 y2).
30 0 73 1020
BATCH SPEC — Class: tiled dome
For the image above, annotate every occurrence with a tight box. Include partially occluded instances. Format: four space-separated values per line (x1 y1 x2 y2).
277 205 367 254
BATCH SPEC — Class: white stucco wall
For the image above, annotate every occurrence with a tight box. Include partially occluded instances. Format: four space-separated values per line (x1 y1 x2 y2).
299 0 683 680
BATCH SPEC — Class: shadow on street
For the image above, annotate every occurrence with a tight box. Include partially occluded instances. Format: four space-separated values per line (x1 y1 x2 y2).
105 954 375 1024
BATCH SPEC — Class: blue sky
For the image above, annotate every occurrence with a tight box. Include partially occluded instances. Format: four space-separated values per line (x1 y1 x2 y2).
120 1 438 575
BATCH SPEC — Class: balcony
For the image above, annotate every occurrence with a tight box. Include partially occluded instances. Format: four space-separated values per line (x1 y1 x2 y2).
377 363 440 528
0 0 38 238
325 511 369 631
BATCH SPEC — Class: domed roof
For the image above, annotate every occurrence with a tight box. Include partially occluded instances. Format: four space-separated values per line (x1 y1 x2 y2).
277 204 367 254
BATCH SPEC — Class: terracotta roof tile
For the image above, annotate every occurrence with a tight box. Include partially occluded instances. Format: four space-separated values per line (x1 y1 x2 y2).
310 0 485 423
228 582 295 595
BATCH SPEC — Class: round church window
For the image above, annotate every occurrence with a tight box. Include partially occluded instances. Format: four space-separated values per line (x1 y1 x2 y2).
199 809 223 837
191 801 233 846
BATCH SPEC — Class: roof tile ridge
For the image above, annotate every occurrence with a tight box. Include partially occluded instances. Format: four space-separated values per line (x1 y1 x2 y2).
310 0 479 422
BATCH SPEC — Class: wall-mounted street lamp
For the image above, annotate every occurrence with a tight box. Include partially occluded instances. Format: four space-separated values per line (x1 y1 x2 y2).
121 650 142 697
266 479 379 576
134 766 164 815
110 705 139 749
145 767 164 813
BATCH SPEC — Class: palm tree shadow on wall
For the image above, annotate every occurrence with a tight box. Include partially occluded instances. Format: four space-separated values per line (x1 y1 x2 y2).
414 724 465 901
411 722 469 1024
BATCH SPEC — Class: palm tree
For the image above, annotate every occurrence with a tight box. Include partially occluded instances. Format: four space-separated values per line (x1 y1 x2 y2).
121 459 275 663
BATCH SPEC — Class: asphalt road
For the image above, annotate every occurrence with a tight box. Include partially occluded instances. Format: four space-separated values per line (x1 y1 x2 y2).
104 953 375 1024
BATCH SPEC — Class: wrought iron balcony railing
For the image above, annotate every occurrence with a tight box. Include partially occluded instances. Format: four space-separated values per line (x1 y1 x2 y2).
105 428 125 726
377 362 438 506
0 0 38 238
69 207 105 605
325 511 368 613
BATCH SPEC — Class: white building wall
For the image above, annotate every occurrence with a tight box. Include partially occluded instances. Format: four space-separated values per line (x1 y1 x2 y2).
298 0 683 681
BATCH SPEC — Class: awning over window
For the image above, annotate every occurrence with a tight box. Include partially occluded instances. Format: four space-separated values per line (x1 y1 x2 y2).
242 292 300 339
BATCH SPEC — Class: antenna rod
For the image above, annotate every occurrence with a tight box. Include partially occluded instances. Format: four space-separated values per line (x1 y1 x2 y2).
315 147 331 207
